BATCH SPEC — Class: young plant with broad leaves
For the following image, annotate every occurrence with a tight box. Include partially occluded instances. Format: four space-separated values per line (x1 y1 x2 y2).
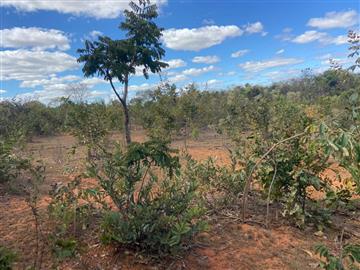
87 139 207 255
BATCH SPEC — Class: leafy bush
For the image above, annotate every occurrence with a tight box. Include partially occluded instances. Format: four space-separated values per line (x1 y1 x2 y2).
88 140 207 255
0 246 16 270
48 177 107 259
183 154 247 208
65 102 109 160
315 243 360 270
320 92 360 195
0 137 30 184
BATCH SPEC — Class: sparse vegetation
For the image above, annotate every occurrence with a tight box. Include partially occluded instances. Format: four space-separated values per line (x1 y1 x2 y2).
1 2 360 269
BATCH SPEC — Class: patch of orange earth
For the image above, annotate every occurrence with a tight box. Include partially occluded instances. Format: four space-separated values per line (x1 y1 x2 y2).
185 223 317 270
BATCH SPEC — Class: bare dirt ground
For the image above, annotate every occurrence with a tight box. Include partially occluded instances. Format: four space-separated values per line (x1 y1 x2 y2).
1 130 359 270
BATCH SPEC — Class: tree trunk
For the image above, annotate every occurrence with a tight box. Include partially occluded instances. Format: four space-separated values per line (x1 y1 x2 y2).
123 78 131 145
123 104 131 145
108 75 132 146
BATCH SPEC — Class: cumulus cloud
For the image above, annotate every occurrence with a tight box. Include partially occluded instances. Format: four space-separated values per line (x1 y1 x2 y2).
162 21 266 51
307 10 358 29
239 58 303 72
134 59 186 77
15 75 109 103
182 65 216 76
162 25 243 51
0 0 168 19
168 74 188 83
15 87 108 104
292 30 348 45
165 59 187 69
206 79 221 86
244 22 267 36
0 50 79 81
292 30 328 43
330 35 348 45
81 77 107 87
192 55 220 64
0 27 70 50
231 49 249 58
129 83 158 92
20 75 80 88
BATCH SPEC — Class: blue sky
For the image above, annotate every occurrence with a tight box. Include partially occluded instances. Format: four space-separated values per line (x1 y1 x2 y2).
0 0 359 103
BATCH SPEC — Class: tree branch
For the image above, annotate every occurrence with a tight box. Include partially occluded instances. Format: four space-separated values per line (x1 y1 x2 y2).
108 76 126 107
242 131 306 221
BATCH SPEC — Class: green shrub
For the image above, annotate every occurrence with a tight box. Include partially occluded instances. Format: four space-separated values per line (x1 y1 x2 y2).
183 155 247 208
52 238 77 260
48 177 107 259
0 137 30 184
315 243 360 270
88 140 207 255
0 246 16 270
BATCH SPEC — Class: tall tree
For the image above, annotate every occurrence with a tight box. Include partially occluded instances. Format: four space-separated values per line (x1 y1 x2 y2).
77 0 168 145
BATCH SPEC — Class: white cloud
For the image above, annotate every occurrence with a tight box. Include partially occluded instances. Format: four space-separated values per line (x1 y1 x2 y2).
320 56 353 67
292 30 328 43
0 27 70 50
20 75 80 88
292 31 348 45
330 35 348 45
129 83 158 92
165 59 187 69
275 27 293 41
192 55 220 64
276 49 285 54
81 77 106 87
265 69 300 81
0 0 168 19
239 58 303 72
206 79 221 86
0 90 6 94
199 79 222 89
182 65 216 76
162 25 243 51
231 49 249 58
15 86 108 104
15 74 109 103
89 30 103 39
168 74 188 83
244 22 266 36
0 50 79 81
134 59 186 77
307 10 358 29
